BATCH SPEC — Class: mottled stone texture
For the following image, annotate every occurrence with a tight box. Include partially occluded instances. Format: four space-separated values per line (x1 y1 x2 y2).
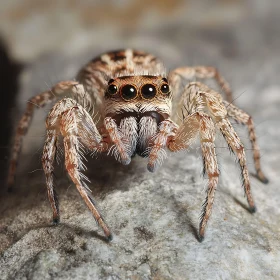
0 1 280 279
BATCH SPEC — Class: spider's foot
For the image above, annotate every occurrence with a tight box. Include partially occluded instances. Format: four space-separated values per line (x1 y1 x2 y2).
52 217 60 225
198 234 205 243
147 162 156 173
249 206 257 214
106 233 113 242
257 173 269 184
121 155 131 165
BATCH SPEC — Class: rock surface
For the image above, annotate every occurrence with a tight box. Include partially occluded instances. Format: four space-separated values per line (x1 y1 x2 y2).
1 2 280 279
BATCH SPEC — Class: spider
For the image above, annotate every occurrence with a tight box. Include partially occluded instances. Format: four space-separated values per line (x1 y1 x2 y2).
7 49 268 242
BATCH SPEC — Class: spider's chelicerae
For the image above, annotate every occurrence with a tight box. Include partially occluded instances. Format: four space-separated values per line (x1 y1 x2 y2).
8 49 268 241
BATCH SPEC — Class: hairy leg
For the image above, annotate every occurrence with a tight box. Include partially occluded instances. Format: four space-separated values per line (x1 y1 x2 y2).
167 112 219 241
42 129 60 223
223 101 268 183
169 66 233 104
186 82 257 211
42 98 112 239
7 81 88 188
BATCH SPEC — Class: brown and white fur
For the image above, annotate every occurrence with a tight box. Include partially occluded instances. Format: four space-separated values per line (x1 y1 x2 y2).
7 49 268 241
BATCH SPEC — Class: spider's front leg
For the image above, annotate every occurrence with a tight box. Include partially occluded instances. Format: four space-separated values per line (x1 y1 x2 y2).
147 114 219 241
42 98 112 240
7 81 90 189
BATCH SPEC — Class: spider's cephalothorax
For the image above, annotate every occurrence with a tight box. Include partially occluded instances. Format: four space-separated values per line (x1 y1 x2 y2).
8 49 268 242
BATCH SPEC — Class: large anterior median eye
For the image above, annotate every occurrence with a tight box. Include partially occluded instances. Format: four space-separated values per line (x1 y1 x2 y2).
141 84 157 99
121 84 137 100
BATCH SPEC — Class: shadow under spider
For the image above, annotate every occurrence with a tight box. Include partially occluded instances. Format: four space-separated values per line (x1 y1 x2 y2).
152 182 201 242
33 222 111 243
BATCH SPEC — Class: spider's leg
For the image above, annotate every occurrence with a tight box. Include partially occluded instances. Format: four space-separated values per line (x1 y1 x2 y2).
169 66 233 103
42 129 60 224
7 81 84 189
167 113 219 242
43 98 112 240
223 101 268 184
188 82 256 212
218 118 256 211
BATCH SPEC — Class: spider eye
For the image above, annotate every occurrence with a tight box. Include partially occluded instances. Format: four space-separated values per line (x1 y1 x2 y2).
107 84 118 95
160 84 170 94
141 84 157 99
121 84 137 100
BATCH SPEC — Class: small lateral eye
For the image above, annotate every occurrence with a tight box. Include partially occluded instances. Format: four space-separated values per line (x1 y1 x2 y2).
141 84 157 99
121 84 137 100
160 84 170 94
162 77 168 83
107 84 118 95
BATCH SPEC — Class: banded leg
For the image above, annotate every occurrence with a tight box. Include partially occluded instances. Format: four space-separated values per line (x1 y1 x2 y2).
218 118 256 211
42 129 60 223
169 66 233 103
43 98 112 239
7 81 86 188
224 101 268 183
187 82 256 211
167 113 219 241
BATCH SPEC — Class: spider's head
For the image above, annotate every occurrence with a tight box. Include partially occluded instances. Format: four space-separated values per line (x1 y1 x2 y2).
103 75 172 118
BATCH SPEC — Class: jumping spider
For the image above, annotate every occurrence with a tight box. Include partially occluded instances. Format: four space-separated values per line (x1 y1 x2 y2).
8 49 268 241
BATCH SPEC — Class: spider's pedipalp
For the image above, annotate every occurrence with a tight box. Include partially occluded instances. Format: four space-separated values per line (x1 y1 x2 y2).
119 116 138 156
104 117 131 165
138 116 158 157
